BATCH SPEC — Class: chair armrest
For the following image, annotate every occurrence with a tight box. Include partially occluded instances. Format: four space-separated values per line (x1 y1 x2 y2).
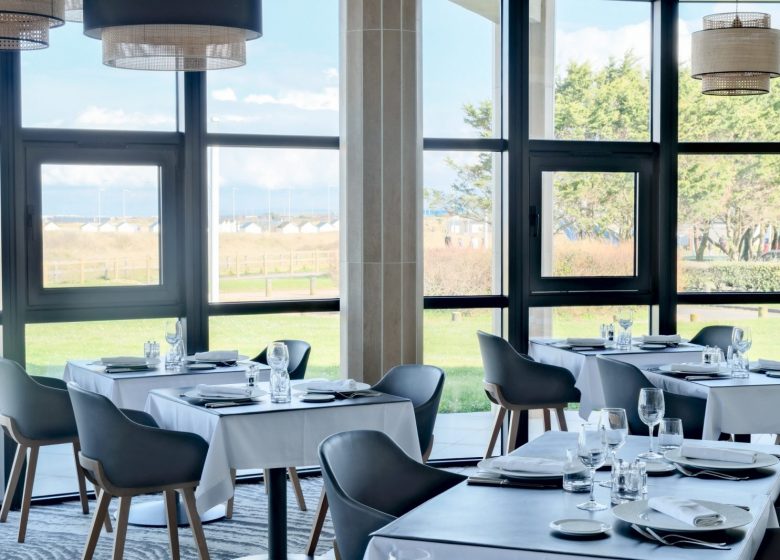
32 376 68 391
119 409 159 428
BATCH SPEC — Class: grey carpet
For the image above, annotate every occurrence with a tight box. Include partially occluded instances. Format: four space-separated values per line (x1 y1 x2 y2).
0 476 335 559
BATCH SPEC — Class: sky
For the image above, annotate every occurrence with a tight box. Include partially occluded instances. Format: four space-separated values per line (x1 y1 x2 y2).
25 0 766 219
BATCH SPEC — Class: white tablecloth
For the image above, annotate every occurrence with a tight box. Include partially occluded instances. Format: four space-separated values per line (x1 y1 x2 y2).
64 360 265 410
644 370 780 440
146 386 421 515
529 340 703 418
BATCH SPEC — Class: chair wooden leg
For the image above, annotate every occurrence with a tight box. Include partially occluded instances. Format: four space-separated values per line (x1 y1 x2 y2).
18 445 39 543
506 411 520 454
305 488 329 556
555 407 569 432
543 409 552 432
112 496 131 560
775 434 780 446
288 467 307 511
484 407 506 459
0 443 26 523
333 538 342 560
181 487 210 560
100 483 113 533
73 442 89 515
82 489 111 560
264 469 270 494
225 468 236 519
164 490 180 560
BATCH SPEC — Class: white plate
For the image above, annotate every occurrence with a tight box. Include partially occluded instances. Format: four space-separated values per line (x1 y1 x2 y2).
101 357 160 367
658 364 731 376
665 448 779 471
300 393 336 403
184 387 266 401
186 363 216 371
476 458 563 479
640 343 667 350
613 499 752 533
550 519 611 536
186 354 249 364
295 381 372 394
644 461 677 474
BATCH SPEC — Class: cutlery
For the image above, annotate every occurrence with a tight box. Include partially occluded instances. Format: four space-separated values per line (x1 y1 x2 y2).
204 400 255 408
467 476 560 489
685 375 728 381
631 524 731 550
674 464 749 481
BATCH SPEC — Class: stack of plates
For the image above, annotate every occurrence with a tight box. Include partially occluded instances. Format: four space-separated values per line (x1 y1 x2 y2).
99 357 158 373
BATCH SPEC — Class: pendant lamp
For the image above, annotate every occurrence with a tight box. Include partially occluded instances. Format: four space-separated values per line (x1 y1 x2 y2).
83 0 262 71
64 0 81 23
0 0 64 50
691 5 780 95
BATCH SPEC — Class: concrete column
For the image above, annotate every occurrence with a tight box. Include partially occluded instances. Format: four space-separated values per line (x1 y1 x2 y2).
340 0 422 384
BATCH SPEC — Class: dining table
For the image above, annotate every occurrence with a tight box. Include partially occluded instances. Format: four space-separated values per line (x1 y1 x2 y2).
366 431 780 560
145 382 421 560
529 338 705 418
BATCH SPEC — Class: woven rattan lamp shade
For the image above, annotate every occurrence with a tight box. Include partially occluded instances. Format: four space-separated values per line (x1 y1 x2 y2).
692 12 780 95
64 0 81 23
83 0 262 71
0 0 64 50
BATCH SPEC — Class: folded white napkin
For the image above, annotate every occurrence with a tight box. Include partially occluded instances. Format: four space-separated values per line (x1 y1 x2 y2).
680 443 757 464
648 497 724 527
196 384 248 398
100 356 148 366
642 335 681 344
668 362 720 373
490 456 565 474
758 358 780 370
566 337 606 346
194 350 239 362
307 379 359 392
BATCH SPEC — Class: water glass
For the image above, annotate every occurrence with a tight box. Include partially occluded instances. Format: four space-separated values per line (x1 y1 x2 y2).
563 448 591 493
577 423 608 511
610 459 647 505
658 418 684 452
637 388 665 461
731 328 752 378
270 367 291 403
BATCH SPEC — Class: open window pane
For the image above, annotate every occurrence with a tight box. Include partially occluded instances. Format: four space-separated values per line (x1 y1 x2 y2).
41 164 161 288
542 171 636 278
529 306 650 339
678 154 780 293
207 148 339 303
529 0 651 141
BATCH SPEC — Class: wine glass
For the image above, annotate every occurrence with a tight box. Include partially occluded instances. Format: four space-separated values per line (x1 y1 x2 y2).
598 408 628 487
576 423 608 511
637 388 665 460
616 310 634 349
164 320 183 369
267 342 289 372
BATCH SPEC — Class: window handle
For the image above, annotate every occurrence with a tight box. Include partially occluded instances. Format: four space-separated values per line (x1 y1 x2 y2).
530 206 540 238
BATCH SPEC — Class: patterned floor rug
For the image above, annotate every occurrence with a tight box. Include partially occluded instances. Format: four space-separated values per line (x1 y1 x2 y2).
0 476 335 559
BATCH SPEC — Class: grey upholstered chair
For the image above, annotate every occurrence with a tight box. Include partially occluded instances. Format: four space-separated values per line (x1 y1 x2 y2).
0 359 91 543
596 356 706 439
478 331 580 457
68 384 210 560
690 325 735 355
306 364 446 556
228 339 313 518
319 430 465 560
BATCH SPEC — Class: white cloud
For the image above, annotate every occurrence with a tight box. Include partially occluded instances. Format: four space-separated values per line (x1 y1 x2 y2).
74 107 174 128
215 148 339 190
556 21 652 73
42 164 159 190
243 87 339 111
323 67 339 81
212 87 238 102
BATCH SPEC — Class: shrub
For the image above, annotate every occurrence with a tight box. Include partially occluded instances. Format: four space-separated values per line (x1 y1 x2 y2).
681 262 780 292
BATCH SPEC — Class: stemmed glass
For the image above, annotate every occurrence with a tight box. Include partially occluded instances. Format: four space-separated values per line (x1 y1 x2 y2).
731 327 752 377
267 342 289 371
598 408 628 488
616 310 634 350
637 388 665 460
576 423 608 511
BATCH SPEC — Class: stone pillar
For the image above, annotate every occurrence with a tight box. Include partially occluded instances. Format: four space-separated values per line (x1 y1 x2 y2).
340 0 422 384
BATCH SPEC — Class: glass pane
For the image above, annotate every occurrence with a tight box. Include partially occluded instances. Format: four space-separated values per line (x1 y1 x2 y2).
529 306 650 339
424 151 500 295
424 308 498 460
541 171 636 277
679 3 780 142
209 313 339 379
22 24 177 131
678 154 780 293
41 164 161 288
529 0 651 141
678 304 780 360
423 0 501 138
207 148 339 302
208 0 338 135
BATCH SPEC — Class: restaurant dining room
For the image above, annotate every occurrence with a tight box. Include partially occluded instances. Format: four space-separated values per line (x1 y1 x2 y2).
2 0 780 558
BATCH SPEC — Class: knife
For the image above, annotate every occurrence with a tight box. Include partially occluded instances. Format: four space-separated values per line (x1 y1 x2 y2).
204 400 255 408
467 476 561 489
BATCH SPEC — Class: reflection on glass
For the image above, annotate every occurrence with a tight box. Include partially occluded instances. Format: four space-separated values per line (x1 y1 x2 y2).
423 0 500 138
22 24 176 131
530 0 651 141
529 306 650 340
208 0 338 135
678 154 780 293
424 151 499 296
41 164 161 288
207 147 339 303
542 171 636 278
